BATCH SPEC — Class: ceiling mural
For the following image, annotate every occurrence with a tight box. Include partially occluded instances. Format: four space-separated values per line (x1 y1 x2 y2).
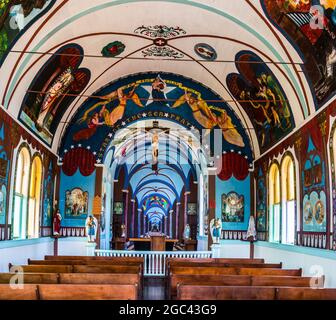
262 0 336 108
0 0 55 65
60 72 253 163
19 43 91 145
227 50 295 154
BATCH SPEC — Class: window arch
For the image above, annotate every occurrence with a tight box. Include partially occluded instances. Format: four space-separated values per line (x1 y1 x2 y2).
28 155 42 239
281 154 296 245
269 162 280 243
12 146 31 239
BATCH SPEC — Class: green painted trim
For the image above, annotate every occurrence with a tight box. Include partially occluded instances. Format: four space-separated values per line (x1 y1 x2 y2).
5 0 308 117
0 237 52 249
256 241 336 261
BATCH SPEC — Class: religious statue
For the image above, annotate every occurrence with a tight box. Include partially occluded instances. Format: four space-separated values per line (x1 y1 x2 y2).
183 224 191 240
53 209 62 236
121 224 126 238
246 216 257 242
85 215 97 243
210 218 222 244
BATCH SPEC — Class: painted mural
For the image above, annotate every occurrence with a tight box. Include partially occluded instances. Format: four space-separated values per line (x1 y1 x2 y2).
227 51 295 153
256 169 267 232
302 137 327 232
142 195 169 213
42 162 54 226
262 0 336 107
65 188 89 219
221 192 244 223
0 123 9 226
19 44 90 145
60 72 253 163
0 0 55 63
113 202 123 215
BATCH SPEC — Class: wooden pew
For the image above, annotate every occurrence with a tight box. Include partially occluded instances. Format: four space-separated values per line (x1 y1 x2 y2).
169 275 251 299
170 266 302 276
251 275 325 288
0 273 59 284
59 273 139 285
73 265 141 274
277 287 336 300
29 259 143 266
0 284 38 300
9 264 73 274
37 284 138 300
169 274 325 299
44 255 144 263
168 262 282 269
28 259 145 276
177 285 277 300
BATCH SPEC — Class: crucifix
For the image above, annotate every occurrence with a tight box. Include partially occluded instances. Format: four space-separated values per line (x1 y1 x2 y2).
144 121 170 172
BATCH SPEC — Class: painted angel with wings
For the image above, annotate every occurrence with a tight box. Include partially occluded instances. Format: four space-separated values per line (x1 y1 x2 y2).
173 91 245 147
73 85 143 141
210 218 222 244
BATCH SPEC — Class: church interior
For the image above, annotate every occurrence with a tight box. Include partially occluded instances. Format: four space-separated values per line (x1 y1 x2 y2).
1 0 336 301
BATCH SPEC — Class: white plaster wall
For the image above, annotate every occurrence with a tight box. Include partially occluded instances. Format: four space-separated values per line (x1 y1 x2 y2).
0 237 89 272
0 238 53 272
254 243 336 288
58 238 90 256
218 241 250 258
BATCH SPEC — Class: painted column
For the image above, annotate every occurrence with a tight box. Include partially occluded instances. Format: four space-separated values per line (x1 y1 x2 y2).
208 167 217 250
93 166 104 249
164 215 167 235
131 199 136 238
184 191 190 232
122 189 129 238
143 212 146 235
137 209 142 237
169 210 173 238
176 202 180 239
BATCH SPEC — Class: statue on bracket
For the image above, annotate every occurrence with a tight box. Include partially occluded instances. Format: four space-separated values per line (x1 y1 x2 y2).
246 216 257 242
210 218 222 244
183 224 191 240
85 215 97 243
53 209 62 236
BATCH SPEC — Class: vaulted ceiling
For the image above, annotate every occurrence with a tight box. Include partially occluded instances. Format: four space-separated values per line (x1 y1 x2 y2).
1 0 328 158
1 0 335 215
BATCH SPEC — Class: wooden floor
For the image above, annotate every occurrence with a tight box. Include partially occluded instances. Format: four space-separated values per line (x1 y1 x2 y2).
143 277 166 300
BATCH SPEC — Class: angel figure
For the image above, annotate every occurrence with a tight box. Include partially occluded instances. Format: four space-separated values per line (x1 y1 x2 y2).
210 218 222 244
216 110 245 147
99 85 143 126
85 215 98 243
172 91 217 132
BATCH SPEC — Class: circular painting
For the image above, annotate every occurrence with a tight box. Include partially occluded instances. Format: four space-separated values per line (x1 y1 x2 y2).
194 43 217 61
303 201 313 224
314 200 325 225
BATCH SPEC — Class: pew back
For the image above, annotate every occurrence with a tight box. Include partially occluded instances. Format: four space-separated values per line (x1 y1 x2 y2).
38 284 138 300
0 284 38 300
0 273 59 284
177 285 277 300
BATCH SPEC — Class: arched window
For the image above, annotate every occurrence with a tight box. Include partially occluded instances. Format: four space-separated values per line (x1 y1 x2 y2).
281 155 296 245
28 156 42 238
13 146 30 239
269 163 280 243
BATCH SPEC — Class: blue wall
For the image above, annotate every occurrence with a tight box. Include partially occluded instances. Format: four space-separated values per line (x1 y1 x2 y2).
216 175 250 230
59 169 96 227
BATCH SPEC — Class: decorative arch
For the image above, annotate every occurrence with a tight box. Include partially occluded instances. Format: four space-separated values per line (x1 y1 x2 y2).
12 143 31 239
268 160 281 243
280 151 296 245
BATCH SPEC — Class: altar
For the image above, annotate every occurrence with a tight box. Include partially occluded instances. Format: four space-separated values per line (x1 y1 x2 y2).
129 235 178 251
